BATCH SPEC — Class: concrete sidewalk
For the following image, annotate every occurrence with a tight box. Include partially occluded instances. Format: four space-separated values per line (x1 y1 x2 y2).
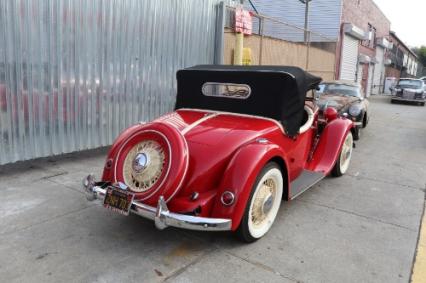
1 95 425 283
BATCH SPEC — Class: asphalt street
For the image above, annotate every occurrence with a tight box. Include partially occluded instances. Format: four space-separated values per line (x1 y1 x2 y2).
0 95 425 283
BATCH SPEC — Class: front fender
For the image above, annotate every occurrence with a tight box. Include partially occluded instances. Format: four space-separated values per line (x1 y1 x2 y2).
306 118 353 174
210 141 289 231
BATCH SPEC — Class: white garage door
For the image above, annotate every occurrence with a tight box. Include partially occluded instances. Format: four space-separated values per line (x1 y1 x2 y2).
372 47 385 94
340 35 359 81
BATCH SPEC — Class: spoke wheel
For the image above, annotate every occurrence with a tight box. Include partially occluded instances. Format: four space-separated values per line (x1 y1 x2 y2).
332 132 353 177
237 162 283 242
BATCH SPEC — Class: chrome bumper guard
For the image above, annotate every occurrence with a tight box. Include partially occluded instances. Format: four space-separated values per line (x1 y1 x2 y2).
83 175 232 231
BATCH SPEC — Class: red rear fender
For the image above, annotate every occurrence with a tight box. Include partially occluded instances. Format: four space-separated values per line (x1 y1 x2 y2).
210 141 289 231
306 118 353 174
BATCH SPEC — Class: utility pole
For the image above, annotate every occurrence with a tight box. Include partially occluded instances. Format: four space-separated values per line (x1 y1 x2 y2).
299 0 311 43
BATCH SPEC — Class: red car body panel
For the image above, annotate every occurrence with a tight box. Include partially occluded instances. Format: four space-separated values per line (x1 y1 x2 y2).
100 108 353 231
306 118 353 175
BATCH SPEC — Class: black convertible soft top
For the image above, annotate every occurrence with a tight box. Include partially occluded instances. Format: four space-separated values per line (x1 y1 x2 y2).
175 65 322 136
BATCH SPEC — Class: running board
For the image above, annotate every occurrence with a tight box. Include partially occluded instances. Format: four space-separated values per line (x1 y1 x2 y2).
289 170 325 200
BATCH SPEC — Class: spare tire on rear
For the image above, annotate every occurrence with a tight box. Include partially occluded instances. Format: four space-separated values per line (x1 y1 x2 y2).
112 122 189 206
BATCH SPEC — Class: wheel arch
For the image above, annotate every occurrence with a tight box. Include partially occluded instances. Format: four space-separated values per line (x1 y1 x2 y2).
306 118 353 175
269 156 289 200
210 141 289 231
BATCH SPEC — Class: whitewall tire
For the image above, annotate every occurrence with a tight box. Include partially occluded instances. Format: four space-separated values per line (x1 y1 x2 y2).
331 132 353 177
237 162 283 242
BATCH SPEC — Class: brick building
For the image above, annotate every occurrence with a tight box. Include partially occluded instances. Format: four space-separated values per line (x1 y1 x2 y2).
336 0 391 96
386 31 419 80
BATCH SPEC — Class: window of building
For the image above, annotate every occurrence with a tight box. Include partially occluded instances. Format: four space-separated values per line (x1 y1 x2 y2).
361 23 376 49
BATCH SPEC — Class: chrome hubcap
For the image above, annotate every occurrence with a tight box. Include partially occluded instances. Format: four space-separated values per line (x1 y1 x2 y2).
133 153 149 173
262 193 274 215
123 140 166 192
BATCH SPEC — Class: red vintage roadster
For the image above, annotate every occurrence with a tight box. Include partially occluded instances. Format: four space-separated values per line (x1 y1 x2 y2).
83 65 354 242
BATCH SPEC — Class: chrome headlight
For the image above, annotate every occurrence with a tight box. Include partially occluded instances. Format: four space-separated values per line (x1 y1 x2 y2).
348 105 362 117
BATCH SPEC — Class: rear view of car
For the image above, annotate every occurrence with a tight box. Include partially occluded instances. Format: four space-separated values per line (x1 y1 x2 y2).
391 78 426 106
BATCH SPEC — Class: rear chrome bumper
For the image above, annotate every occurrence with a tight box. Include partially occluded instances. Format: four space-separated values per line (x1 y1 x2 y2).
83 175 232 231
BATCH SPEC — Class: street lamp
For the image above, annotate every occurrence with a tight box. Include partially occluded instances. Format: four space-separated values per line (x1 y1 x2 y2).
299 0 312 43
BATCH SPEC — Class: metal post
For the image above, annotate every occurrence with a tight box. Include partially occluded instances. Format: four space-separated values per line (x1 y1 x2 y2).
306 31 310 70
214 1 226 64
233 2 245 65
234 32 244 65
304 0 309 43
259 17 264 65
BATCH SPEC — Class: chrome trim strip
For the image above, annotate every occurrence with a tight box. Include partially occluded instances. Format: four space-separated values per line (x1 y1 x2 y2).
180 112 219 135
83 180 232 232
177 108 286 134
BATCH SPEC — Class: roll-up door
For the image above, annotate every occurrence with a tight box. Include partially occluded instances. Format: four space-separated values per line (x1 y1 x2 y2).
340 35 359 81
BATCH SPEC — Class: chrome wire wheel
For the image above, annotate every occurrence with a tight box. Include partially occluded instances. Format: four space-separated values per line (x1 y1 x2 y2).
123 140 166 192
339 132 353 174
245 165 283 240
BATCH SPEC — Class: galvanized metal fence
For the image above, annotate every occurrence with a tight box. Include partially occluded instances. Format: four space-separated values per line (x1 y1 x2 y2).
0 0 225 165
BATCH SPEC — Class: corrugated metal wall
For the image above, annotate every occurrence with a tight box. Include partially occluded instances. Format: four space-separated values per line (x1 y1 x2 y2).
245 0 342 42
0 0 224 165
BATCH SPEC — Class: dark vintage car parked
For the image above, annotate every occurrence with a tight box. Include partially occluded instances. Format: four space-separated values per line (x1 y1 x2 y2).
391 78 426 106
83 65 354 242
317 81 369 140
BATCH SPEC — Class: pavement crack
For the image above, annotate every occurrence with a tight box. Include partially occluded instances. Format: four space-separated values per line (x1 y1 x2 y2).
298 199 418 232
346 173 425 192
44 177 84 195
162 248 215 282
41 171 69 180
222 250 302 282
174 231 303 282
0 204 95 237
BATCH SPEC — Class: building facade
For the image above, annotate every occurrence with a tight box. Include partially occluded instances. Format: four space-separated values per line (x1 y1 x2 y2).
386 31 419 80
336 0 391 96
247 0 395 96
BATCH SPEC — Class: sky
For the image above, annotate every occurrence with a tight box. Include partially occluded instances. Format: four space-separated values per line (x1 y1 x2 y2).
373 0 426 47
